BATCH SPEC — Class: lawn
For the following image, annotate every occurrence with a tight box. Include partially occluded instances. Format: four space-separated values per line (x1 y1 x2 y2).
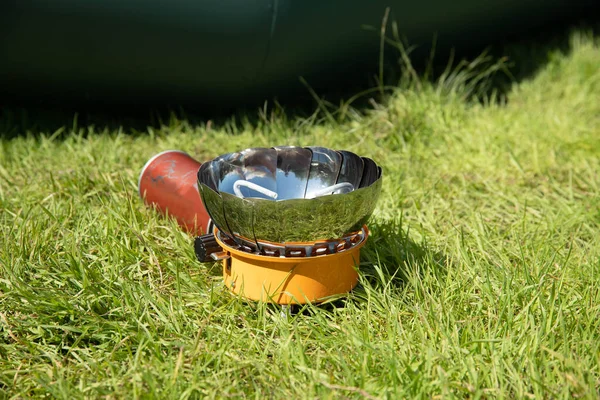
1 28 600 399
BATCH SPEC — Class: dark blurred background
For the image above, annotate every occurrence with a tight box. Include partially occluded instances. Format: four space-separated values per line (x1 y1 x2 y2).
1 0 599 130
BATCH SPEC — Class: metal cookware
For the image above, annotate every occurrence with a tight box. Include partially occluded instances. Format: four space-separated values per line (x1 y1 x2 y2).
197 146 382 246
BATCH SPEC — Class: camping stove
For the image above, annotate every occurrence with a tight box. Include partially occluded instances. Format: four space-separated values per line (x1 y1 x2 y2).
139 146 382 305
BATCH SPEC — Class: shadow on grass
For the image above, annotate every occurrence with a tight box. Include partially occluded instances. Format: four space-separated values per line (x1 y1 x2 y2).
281 218 450 316
1 13 599 141
357 218 447 289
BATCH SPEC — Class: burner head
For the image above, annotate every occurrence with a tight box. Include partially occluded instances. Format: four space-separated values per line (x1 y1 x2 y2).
197 146 382 245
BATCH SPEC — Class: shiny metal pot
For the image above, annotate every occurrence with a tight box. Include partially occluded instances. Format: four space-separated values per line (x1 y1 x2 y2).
197 146 382 246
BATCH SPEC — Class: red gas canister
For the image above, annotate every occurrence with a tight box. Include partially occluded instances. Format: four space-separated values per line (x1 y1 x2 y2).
138 150 211 236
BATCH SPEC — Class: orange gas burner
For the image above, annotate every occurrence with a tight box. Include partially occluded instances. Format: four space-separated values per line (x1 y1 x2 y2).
201 226 369 304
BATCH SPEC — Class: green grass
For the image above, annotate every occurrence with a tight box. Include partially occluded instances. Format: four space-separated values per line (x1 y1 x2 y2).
1 29 600 399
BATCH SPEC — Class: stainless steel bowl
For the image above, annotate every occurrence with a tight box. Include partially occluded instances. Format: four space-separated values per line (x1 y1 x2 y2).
197 146 382 246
